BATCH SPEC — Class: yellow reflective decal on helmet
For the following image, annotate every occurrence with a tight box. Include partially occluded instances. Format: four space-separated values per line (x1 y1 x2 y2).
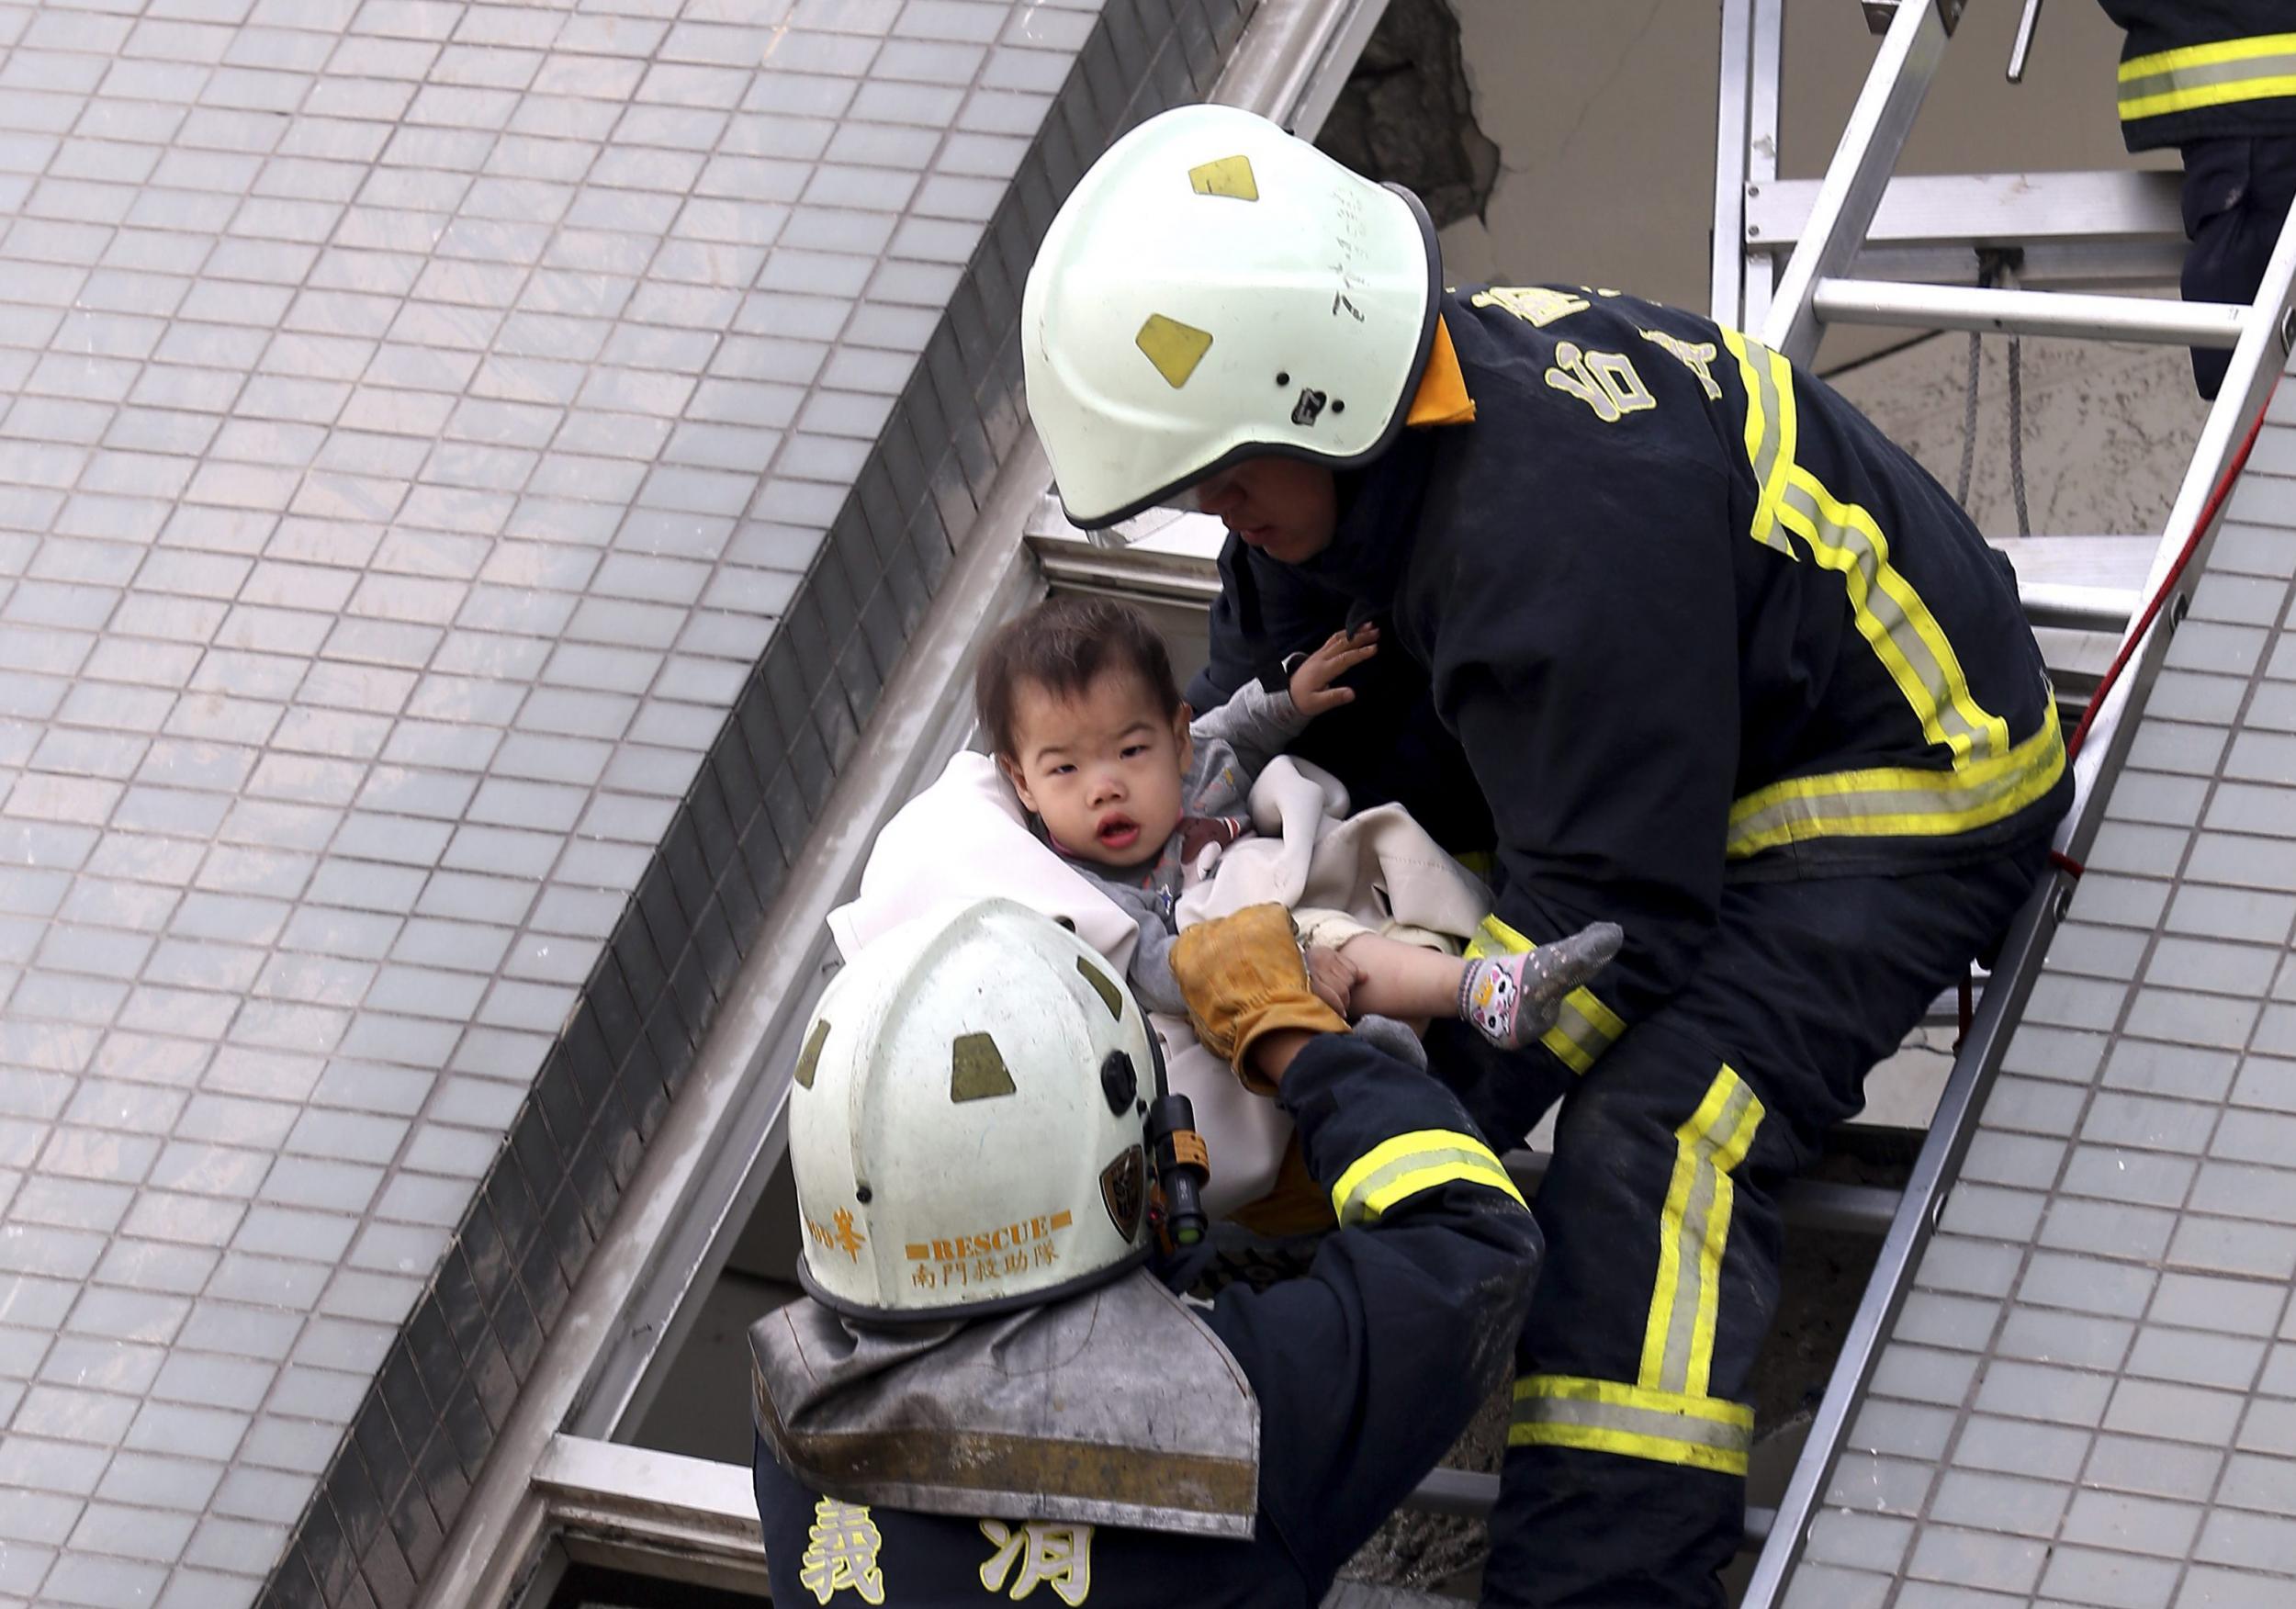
1187 153 1259 201
793 1017 830 1090
1135 313 1213 389
1075 955 1124 1020
951 1031 1018 1102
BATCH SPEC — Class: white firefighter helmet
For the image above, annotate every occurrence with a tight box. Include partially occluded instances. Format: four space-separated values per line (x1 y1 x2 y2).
1022 102 1440 532
788 898 1163 1321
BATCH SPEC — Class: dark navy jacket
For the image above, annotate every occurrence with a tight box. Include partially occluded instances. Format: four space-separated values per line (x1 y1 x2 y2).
2099 1 2296 150
1220 287 2069 1091
753 1032 1541 1606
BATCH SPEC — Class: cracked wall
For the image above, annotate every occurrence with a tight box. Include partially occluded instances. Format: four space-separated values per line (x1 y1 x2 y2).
1314 0 1497 231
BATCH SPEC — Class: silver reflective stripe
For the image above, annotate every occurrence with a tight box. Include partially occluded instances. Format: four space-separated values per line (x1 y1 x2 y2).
1335 1142 1511 1226
1776 477 1996 763
1548 994 1618 1075
2122 50 2296 117
1653 1078 1758 1394
1730 336 1794 556
1513 1393 1752 1457
1725 704 2064 856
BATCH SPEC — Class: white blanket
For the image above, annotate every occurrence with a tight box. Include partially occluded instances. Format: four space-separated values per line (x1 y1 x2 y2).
1175 756 1492 948
828 751 1491 1220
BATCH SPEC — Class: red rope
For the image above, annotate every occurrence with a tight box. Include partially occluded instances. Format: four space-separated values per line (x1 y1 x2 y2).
2043 378 2280 889
1960 379 2277 1037
2065 382 2279 766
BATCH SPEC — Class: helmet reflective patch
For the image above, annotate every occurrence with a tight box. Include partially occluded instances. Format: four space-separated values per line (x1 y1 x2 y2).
1100 1144 1146 1241
1075 956 1124 1021
1187 154 1258 201
950 1031 1018 1102
1135 314 1212 390
794 1018 830 1090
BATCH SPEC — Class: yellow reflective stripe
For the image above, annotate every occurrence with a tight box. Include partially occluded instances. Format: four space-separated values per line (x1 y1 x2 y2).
2120 34 2296 121
1463 914 1625 1075
1510 1375 1752 1477
1722 332 2051 859
1328 1128 1527 1226
1719 330 1795 556
1727 697 2065 859
1639 1065 1764 1399
1778 466 2010 767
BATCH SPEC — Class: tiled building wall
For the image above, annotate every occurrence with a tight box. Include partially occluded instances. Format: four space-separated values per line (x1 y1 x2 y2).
0 4 1251 1609
261 6 1259 1609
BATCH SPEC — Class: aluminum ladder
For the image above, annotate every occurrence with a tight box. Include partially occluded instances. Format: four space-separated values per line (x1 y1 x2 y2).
1716 2 2296 1603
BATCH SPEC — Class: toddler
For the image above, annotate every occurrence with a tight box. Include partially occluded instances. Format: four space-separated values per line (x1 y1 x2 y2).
974 594 1564 1052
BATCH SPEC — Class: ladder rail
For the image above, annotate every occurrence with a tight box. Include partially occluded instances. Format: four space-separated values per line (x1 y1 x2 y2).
1761 0 1953 366
1711 0 1785 332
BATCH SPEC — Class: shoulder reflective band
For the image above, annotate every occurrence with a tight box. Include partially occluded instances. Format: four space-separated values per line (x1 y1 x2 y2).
1509 1375 1752 1477
1723 332 2009 770
2120 33 2296 124
1717 328 2060 854
1328 1128 1527 1227
1464 914 1625 1075
1779 463 2011 767
1721 330 1795 557
1727 695 2065 859
1640 1064 1763 1400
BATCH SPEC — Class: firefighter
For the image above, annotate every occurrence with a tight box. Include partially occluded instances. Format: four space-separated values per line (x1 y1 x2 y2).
1020 106 2073 1606
2100 1 2296 397
749 897 1616 1606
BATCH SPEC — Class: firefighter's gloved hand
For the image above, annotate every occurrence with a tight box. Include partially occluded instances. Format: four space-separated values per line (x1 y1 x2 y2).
1170 903 1348 1092
1460 922 1626 1052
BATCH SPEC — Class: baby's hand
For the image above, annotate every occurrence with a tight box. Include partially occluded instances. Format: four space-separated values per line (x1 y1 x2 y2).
1303 943 1363 1019
1288 624 1379 717
1178 815 1245 869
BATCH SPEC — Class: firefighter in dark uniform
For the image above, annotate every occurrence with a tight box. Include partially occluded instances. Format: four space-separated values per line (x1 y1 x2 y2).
750 898 1616 1606
1021 107 2074 1605
2101 0 2296 397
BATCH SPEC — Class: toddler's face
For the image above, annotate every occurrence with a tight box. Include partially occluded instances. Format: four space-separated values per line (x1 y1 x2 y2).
1002 669 1190 870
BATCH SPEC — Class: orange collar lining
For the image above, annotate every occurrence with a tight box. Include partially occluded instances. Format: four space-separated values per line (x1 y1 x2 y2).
1404 314 1477 427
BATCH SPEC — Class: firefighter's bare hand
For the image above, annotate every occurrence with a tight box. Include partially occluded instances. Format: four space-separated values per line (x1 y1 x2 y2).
1169 904 1349 1091
1288 624 1379 717
1303 944 1361 1019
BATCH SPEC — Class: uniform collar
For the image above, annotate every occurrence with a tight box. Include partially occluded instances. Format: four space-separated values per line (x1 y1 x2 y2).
1292 311 1470 606
1403 313 1477 427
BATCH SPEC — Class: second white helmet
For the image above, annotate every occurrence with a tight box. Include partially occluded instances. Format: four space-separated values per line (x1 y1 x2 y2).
787 898 1165 1322
1022 103 1440 531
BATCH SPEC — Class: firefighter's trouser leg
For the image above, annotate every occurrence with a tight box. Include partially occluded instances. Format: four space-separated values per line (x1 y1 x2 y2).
1480 842 2050 1609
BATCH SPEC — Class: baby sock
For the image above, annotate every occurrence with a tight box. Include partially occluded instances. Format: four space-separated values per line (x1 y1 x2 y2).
1352 1013 1428 1073
1459 953 1539 1052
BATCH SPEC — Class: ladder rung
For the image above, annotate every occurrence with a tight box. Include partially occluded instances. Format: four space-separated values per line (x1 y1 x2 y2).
1748 170 2181 258
1811 279 2247 346
1504 1152 1898 1237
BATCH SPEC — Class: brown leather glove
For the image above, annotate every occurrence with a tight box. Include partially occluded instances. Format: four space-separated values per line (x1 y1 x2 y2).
1169 904 1347 1092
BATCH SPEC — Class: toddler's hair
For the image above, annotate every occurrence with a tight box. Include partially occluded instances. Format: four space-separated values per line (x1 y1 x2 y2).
975 595 1183 761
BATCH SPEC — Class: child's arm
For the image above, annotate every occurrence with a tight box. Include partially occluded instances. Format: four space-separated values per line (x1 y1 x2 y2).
1122 910 1190 1017
1190 624 1379 777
